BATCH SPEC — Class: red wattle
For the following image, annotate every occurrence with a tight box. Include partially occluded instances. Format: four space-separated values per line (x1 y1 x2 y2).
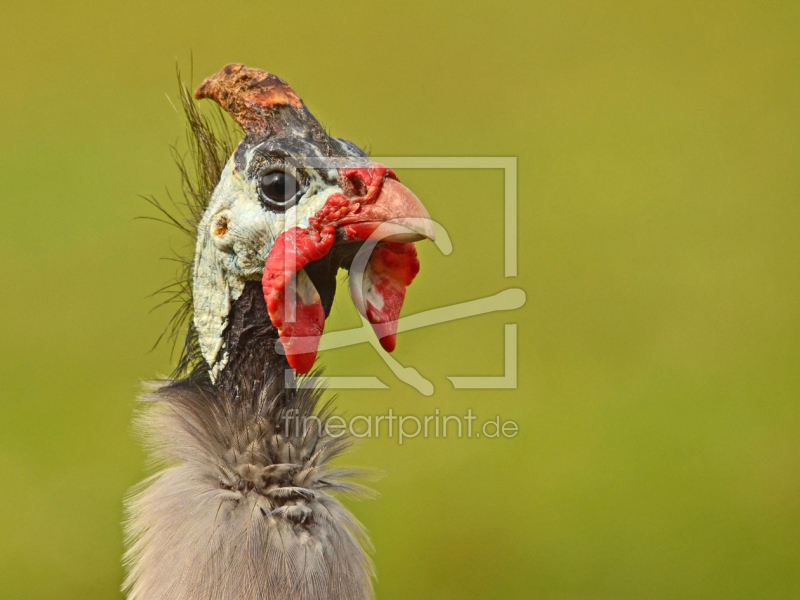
261 164 411 372
358 242 420 352
262 226 335 373
278 295 325 374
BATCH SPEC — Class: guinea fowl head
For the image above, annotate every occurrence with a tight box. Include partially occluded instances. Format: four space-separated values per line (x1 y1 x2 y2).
191 64 434 380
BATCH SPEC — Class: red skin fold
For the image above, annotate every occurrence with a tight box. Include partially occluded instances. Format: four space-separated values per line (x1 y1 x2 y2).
361 242 420 352
262 226 335 373
261 164 420 374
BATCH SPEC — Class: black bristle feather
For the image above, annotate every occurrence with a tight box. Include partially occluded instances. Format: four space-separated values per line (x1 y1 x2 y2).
143 69 242 378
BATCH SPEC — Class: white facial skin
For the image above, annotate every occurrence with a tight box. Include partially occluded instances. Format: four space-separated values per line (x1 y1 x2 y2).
193 154 340 380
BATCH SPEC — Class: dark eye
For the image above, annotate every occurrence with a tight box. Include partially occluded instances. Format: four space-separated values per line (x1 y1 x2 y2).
259 170 301 210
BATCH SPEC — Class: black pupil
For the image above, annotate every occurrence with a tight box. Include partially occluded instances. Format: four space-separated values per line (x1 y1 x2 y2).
261 171 298 204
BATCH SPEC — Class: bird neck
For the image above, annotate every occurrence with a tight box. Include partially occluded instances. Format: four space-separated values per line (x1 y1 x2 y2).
213 280 291 391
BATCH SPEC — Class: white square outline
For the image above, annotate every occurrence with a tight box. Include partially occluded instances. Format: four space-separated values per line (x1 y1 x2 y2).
284 156 522 393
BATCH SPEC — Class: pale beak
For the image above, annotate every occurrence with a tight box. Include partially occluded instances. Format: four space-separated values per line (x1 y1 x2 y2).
336 178 436 243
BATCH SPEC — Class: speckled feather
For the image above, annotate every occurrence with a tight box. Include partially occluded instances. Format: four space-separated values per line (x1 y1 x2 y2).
123 371 375 600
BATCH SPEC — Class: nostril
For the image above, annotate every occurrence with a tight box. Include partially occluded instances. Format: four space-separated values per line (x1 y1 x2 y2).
346 172 368 198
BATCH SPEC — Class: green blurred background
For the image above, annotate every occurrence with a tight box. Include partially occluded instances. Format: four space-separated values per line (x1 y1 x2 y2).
1 1 799 598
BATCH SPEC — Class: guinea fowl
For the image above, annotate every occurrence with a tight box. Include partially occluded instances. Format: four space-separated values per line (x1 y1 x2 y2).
124 64 434 600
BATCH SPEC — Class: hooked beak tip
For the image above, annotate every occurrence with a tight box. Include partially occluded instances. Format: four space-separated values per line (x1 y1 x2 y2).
383 221 436 244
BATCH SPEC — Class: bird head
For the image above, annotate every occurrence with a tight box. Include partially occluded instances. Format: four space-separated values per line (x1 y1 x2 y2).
191 64 434 379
